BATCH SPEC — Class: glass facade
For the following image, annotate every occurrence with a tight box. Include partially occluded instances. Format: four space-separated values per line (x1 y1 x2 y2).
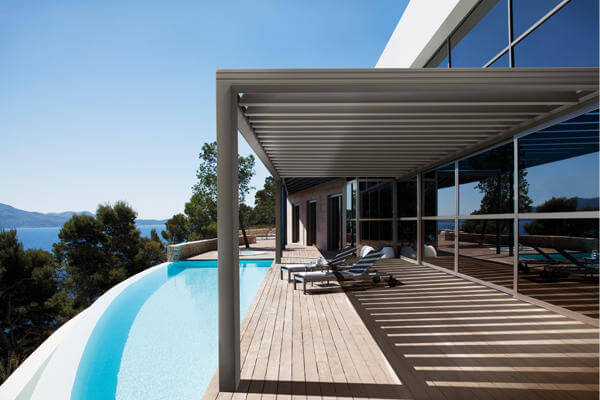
518 218 599 319
360 221 393 241
425 0 599 69
459 142 514 215
514 0 599 67
397 177 417 217
398 221 417 259
423 163 455 217
359 181 393 219
346 180 357 246
458 218 514 289
424 220 455 270
518 111 599 213
416 0 600 319
450 0 508 68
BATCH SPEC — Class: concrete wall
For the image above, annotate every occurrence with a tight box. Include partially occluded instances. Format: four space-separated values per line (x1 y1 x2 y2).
376 0 478 68
167 235 256 261
286 179 346 250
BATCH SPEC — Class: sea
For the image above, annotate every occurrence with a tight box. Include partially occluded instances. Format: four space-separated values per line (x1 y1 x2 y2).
12 224 166 252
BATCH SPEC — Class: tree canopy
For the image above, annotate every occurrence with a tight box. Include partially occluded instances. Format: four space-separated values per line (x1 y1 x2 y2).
162 141 273 244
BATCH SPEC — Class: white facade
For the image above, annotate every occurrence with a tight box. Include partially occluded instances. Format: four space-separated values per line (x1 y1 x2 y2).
376 0 478 68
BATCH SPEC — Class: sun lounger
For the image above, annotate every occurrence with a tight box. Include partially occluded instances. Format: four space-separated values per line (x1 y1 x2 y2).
279 246 356 281
293 251 398 294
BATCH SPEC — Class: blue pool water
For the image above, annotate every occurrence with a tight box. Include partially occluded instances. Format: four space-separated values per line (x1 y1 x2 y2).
71 259 271 400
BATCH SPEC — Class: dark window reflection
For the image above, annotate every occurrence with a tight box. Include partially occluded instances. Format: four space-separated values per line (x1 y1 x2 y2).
518 218 599 318
451 0 508 67
346 220 356 247
458 218 514 289
398 221 417 259
514 0 599 67
397 177 417 217
424 220 455 270
359 181 393 219
459 142 514 215
518 110 599 213
346 181 356 220
424 164 455 217
512 0 563 39
360 221 393 241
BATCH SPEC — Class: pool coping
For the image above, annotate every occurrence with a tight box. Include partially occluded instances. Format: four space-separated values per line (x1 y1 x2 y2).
0 262 170 400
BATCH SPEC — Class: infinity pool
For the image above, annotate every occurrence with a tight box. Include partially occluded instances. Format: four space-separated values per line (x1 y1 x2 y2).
71 259 271 400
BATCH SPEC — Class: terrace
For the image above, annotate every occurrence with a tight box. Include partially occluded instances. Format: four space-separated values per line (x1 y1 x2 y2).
213 68 600 397
203 245 599 399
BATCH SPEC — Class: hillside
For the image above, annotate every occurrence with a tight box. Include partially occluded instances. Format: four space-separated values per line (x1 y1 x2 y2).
0 203 165 228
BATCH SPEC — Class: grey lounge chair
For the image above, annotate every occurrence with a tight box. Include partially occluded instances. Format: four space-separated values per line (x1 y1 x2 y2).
293 251 397 294
280 246 356 281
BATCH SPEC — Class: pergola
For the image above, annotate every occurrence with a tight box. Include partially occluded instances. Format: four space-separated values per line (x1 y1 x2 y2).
215 68 599 391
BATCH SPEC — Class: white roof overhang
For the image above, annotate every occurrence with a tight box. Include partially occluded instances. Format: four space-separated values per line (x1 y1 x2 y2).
217 68 599 178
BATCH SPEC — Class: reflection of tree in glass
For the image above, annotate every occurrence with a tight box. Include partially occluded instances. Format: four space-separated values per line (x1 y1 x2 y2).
524 197 599 238
461 145 532 234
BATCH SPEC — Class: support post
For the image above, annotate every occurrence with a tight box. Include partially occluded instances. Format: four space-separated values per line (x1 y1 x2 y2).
355 179 361 249
392 181 398 245
217 81 240 392
513 137 519 296
454 161 459 273
275 178 282 264
417 173 423 264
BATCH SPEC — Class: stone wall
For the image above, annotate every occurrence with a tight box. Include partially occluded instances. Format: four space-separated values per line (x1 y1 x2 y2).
286 179 346 250
167 235 256 261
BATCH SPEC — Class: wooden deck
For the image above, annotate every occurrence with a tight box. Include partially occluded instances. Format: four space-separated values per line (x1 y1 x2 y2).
202 253 599 400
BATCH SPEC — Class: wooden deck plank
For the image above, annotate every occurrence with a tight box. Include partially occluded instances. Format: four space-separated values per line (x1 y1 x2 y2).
203 249 598 400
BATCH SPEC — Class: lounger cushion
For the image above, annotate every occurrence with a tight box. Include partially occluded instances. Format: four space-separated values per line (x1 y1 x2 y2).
295 271 335 281
281 264 312 271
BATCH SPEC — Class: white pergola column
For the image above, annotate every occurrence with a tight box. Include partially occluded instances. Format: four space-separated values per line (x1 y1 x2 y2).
217 81 240 392
416 173 423 264
275 178 283 263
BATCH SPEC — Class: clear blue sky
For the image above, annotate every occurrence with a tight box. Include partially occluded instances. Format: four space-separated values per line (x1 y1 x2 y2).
0 0 408 219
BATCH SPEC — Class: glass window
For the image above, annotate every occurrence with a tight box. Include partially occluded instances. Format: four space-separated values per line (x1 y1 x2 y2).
488 50 509 67
360 221 393 241
346 181 356 220
398 221 417 259
514 0 599 67
518 110 599 213
512 0 566 39
359 181 393 219
424 220 455 270
458 218 514 289
459 142 514 216
451 0 509 67
346 220 356 247
397 177 417 217
518 218 599 319
424 163 455 217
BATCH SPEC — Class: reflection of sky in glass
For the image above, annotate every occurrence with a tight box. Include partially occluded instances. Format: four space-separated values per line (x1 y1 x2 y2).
514 0 599 67
451 0 507 67
524 152 599 207
457 152 598 214
437 187 455 216
512 0 563 38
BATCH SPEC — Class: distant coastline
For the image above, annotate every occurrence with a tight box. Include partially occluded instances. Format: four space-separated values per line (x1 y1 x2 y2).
15 224 166 251
0 203 166 229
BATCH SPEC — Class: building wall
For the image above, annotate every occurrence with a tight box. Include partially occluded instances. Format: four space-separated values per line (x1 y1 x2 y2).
286 179 345 250
376 0 478 68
